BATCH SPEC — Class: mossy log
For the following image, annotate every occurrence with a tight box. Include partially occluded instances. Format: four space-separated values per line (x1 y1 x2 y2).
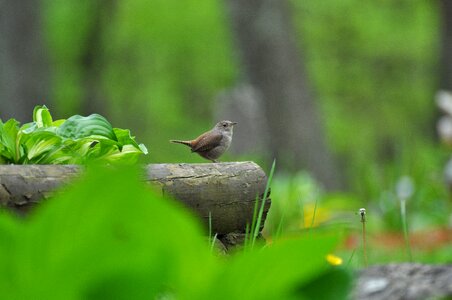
0 162 270 234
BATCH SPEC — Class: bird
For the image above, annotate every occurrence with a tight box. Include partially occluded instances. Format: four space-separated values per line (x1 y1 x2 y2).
170 120 237 162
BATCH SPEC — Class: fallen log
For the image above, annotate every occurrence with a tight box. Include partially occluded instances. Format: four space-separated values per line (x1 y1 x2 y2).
0 165 80 213
0 162 270 234
146 162 270 234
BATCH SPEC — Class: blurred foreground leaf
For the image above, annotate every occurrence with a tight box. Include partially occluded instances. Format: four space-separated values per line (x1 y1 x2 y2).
0 166 351 299
203 234 350 300
0 166 212 299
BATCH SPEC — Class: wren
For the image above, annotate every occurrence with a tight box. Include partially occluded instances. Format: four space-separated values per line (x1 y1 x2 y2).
170 120 237 162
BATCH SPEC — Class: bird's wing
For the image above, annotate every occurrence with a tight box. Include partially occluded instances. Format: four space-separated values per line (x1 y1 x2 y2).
191 131 223 152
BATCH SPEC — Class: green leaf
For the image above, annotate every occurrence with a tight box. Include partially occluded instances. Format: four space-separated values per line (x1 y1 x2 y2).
0 166 211 299
37 147 74 164
203 234 341 299
0 211 20 295
57 114 117 141
61 137 119 164
0 119 21 163
19 122 38 134
113 128 148 154
82 141 144 164
33 105 53 128
0 166 351 299
1 107 147 165
52 119 66 127
99 144 146 164
301 267 353 300
21 130 63 163
113 128 138 146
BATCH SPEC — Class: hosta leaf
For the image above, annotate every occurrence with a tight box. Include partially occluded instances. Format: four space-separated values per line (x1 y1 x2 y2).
86 139 120 158
21 130 62 162
138 143 148 154
57 137 118 164
114 128 138 147
38 149 74 164
20 122 38 134
0 143 6 164
113 128 149 154
0 119 21 162
57 114 117 141
52 119 66 127
1 106 147 165
100 145 146 164
33 105 53 128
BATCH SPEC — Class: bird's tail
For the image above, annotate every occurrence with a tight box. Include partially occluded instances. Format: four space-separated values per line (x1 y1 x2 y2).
169 140 192 147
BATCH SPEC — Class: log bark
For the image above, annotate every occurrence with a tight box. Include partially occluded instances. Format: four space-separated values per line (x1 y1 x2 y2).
146 162 270 234
0 165 80 213
0 162 270 234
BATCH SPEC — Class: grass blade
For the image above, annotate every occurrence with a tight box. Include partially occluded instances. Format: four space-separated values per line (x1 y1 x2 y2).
251 159 276 248
309 197 319 233
400 199 413 262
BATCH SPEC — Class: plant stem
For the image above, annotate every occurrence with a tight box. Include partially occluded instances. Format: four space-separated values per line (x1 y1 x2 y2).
250 195 260 242
359 208 368 267
362 218 368 267
400 199 413 262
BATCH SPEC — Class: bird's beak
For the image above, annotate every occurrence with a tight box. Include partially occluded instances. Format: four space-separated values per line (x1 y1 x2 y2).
231 122 238 125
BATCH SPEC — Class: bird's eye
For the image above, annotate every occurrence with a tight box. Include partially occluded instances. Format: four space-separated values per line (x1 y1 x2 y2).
223 123 227 127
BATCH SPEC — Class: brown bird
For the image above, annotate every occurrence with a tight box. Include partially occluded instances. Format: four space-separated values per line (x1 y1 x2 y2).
170 120 237 162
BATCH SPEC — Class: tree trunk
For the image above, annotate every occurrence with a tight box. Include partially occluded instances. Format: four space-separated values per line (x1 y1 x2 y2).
224 0 342 190
440 0 452 91
79 0 117 117
0 0 49 122
0 162 270 234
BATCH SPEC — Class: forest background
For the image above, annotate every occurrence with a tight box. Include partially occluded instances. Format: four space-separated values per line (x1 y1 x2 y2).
1 0 452 257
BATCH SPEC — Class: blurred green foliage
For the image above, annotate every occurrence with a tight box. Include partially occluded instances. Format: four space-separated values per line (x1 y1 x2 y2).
268 150 450 233
294 0 440 193
43 0 237 164
42 0 441 183
40 0 450 254
266 172 361 237
0 166 351 299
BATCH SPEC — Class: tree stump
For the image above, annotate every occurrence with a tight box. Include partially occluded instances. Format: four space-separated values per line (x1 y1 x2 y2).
0 162 271 235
